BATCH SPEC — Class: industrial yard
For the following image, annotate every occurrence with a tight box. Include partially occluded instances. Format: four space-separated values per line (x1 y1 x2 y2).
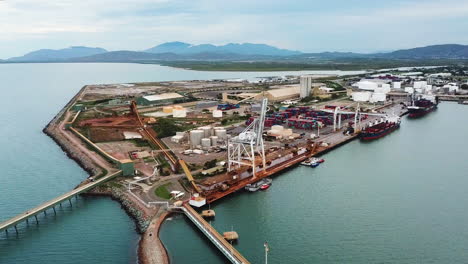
59 67 468 207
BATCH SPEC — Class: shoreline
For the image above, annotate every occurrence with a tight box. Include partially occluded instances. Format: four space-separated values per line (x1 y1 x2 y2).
42 86 170 264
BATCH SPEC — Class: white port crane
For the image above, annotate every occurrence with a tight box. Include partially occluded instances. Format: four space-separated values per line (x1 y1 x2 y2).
322 103 389 132
227 98 267 178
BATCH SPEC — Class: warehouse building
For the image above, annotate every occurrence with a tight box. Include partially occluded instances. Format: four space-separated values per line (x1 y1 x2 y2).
265 86 300 102
136 93 184 106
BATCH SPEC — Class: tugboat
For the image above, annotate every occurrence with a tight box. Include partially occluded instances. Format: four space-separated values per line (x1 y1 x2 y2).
300 157 324 167
245 178 272 192
407 95 438 118
360 116 401 141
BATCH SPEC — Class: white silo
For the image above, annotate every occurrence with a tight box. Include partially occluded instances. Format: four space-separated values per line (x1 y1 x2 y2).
200 126 212 138
210 136 218 146
214 129 227 139
201 138 211 148
190 130 204 148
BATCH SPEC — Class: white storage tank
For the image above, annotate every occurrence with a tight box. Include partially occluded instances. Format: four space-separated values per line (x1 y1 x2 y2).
210 136 218 146
212 110 223 118
200 126 212 138
190 130 204 148
370 93 386 103
214 129 227 139
201 138 211 148
351 92 371 102
404 87 415 94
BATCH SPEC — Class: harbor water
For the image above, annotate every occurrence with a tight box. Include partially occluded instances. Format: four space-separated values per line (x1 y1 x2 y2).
0 63 360 263
161 102 468 263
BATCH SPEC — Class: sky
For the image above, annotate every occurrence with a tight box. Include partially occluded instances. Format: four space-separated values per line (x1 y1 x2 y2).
1 0 468 58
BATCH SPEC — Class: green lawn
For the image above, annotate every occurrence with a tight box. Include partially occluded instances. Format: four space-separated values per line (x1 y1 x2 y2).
154 183 172 199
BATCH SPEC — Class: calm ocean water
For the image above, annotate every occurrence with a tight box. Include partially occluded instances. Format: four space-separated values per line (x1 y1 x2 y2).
0 63 361 263
161 102 468 263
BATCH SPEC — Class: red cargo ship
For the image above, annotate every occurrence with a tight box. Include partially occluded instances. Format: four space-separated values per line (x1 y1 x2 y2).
360 116 401 141
407 97 438 118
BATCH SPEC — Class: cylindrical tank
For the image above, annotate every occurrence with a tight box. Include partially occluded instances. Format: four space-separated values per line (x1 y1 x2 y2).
190 130 204 148
201 138 211 148
214 129 227 139
210 136 218 146
200 126 212 137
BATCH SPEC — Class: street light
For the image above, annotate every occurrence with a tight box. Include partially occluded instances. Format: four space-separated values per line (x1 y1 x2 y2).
264 242 269 264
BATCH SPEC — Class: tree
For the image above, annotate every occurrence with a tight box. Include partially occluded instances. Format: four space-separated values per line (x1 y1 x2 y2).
204 159 218 169
153 118 179 138
461 84 468 90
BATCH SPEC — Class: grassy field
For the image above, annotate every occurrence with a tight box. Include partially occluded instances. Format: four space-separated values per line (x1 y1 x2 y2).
154 182 172 199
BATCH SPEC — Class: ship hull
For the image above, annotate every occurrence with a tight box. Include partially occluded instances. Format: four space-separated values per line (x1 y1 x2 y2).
408 105 437 118
360 123 400 141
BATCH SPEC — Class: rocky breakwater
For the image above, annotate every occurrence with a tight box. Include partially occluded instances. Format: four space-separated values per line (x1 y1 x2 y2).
86 184 170 264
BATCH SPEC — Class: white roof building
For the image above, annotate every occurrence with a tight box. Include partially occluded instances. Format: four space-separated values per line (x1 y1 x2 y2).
142 93 184 102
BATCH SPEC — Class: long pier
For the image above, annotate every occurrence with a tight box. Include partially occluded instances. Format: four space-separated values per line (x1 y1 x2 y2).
0 170 122 234
177 203 250 264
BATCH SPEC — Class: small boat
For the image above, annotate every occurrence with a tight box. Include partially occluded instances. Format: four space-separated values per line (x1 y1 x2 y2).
245 178 272 192
301 157 322 167
260 184 270 190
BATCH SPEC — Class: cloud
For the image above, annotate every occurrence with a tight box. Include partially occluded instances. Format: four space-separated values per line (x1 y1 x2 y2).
0 0 467 58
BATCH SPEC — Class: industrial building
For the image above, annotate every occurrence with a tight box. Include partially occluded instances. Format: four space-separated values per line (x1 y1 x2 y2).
264 85 300 102
136 93 184 106
299 75 334 98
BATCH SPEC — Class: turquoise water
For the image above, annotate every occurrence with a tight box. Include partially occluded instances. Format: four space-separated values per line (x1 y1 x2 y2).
0 63 358 263
160 103 468 263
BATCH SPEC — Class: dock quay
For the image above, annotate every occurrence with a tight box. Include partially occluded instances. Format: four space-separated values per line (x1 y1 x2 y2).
0 170 122 234
175 203 250 264
205 134 359 203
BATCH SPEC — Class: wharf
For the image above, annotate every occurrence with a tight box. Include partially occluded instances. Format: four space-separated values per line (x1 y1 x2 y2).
0 170 122 234
206 134 359 203
177 203 250 264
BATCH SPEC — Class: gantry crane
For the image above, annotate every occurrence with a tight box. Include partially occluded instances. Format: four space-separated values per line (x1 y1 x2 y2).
227 98 267 178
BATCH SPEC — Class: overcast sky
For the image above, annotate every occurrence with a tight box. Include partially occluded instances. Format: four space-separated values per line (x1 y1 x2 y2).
1 0 468 58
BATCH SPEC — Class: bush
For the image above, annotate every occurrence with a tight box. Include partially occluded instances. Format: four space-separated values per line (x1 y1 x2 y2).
204 159 217 169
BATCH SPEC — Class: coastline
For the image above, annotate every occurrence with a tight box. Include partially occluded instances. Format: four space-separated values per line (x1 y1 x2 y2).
42 86 170 264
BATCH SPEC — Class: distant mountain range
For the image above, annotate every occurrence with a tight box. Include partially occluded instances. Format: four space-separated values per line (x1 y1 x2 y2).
8 46 107 62
4 43 468 63
144 41 301 56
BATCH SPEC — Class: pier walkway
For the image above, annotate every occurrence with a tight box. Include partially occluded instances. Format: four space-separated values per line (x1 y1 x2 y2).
0 170 122 234
176 203 250 264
